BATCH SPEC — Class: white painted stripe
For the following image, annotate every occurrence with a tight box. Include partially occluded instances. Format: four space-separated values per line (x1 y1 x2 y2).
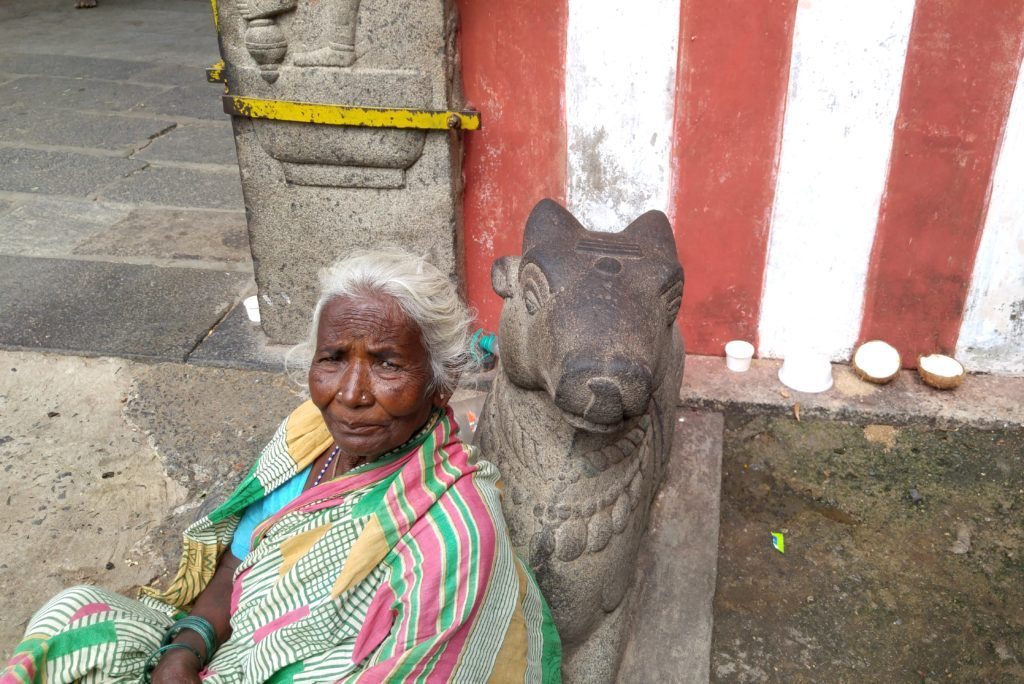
758 0 914 360
564 0 680 232
956 64 1024 376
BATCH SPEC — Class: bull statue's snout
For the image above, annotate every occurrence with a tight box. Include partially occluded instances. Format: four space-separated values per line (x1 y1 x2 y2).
554 358 654 426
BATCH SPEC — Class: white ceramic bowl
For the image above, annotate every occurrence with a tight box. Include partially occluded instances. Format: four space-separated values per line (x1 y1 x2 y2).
778 353 833 393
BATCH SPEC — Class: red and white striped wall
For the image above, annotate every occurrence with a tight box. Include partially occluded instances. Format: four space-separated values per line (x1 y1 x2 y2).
458 0 1024 375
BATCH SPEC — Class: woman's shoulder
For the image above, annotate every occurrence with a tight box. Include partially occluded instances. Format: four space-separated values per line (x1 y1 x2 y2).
430 439 507 528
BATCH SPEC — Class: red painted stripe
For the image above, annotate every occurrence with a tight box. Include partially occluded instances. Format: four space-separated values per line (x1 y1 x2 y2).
860 0 1024 364
670 0 798 355
457 0 568 330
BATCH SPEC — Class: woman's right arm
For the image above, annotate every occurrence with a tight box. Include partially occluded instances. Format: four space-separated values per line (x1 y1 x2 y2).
150 551 241 683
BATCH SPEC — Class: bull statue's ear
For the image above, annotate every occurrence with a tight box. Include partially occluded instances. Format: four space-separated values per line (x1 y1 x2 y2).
523 198 585 253
623 210 677 256
492 256 521 299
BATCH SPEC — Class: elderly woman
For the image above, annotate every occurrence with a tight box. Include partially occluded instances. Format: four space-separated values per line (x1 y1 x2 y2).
3 251 561 683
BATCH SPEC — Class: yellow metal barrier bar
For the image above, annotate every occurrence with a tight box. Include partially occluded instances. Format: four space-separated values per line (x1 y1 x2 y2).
223 95 481 131
207 60 225 84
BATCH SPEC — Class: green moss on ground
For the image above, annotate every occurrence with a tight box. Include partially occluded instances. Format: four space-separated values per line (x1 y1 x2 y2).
712 413 1024 683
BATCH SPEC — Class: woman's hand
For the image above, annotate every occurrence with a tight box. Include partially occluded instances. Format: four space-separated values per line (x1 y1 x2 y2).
149 551 241 681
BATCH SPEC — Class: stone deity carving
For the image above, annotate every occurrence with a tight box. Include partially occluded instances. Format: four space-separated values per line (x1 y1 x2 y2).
474 199 686 682
236 0 363 81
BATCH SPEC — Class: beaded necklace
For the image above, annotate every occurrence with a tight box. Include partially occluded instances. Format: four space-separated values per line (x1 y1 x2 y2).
312 445 341 487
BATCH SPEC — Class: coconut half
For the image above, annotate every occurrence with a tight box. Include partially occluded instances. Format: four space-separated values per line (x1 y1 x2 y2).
917 354 966 390
851 340 901 384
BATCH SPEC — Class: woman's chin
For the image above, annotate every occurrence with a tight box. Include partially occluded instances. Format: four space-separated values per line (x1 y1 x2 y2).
335 433 385 459
330 424 411 464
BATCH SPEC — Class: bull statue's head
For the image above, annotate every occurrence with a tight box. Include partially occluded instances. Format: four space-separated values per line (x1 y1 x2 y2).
492 199 682 428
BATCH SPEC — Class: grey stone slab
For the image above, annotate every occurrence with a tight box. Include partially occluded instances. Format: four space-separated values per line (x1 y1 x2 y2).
618 410 723 684
0 255 248 361
123 357 301 580
132 63 212 88
0 52 154 81
188 302 292 372
136 123 237 165
0 348 300 657
99 164 243 210
0 147 146 196
0 76 166 113
73 207 251 263
137 84 226 121
0 2 218 66
0 351 189 656
0 197 131 257
0 103 175 152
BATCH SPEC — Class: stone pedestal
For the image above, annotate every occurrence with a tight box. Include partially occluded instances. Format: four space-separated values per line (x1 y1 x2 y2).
215 0 462 342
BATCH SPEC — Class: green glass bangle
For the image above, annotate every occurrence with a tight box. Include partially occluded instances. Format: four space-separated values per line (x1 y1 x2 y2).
162 615 217 665
142 643 202 682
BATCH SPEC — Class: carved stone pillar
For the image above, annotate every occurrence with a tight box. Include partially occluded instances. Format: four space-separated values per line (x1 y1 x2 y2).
214 0 465 342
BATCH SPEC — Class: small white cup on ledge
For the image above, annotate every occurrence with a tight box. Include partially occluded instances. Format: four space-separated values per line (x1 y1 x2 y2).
724 340 755 372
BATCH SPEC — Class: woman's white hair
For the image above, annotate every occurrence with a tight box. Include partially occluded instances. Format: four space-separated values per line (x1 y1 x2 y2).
300 249 474 396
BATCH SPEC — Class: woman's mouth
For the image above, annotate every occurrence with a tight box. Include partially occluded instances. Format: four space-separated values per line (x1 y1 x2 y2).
336 422 385 435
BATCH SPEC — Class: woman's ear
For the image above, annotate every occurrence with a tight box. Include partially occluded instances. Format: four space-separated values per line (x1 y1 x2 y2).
431 388 449 408
491 256 520 299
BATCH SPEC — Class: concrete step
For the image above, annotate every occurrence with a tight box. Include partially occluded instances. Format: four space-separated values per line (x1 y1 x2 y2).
619 410 724 684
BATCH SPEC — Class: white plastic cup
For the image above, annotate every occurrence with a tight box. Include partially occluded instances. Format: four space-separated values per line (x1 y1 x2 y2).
725 340 755 372
243 295 261 323
778 353 833 393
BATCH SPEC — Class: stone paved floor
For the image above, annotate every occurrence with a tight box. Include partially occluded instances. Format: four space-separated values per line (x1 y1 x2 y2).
0 0 255 363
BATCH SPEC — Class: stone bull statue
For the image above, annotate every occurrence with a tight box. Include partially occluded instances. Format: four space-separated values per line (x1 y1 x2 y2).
474 199 685 682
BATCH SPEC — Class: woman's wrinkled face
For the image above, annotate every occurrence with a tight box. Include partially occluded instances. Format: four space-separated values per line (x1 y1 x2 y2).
308 294 444 461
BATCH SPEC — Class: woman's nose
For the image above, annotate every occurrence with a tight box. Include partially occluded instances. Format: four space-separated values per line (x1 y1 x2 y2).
336 362 373 407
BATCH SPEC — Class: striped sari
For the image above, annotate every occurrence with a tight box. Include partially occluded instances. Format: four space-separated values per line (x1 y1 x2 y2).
2 402 561 683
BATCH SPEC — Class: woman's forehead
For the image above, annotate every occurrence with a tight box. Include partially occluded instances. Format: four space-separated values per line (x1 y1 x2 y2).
317 294 422 345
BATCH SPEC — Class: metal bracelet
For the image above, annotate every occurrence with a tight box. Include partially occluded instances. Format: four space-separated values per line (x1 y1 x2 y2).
162 615 217 665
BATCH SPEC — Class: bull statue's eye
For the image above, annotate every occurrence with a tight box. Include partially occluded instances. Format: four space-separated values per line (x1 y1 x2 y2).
520 263 550 316
661 277 683 323
524 286 542 315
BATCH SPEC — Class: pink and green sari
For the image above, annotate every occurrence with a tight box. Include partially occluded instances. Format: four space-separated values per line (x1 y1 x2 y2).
2 402 561 683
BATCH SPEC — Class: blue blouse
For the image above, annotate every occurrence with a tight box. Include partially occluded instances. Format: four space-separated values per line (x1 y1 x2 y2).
230 465 311 559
